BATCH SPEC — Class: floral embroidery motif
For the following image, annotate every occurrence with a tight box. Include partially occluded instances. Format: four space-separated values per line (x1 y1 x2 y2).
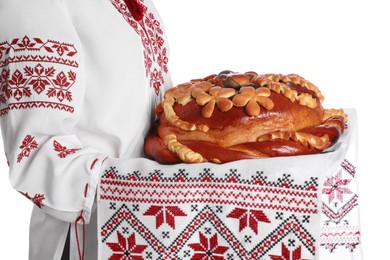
143 205 187 229
53 140 80 158
0 36 78 116
322 169 352 203
320 161 361 253
150 68 164 97
5 70 30 101
111 0 169 97
269 243 309 260
2 63 76 103
17 135 38 163
226 207 271 235
188 232 230 260
19 192 45 208
106 231 148 260
100 167 318 259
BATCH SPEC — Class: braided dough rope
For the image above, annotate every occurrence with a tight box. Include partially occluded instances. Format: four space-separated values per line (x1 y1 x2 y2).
251 74 320 109
163 134 205 163
152 71 346 163
163 84 209 132
256 130 331 150
262 73 324 101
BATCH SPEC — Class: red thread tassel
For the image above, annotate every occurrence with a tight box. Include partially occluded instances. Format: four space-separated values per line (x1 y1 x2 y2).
124 0 145 21
75 211 86 260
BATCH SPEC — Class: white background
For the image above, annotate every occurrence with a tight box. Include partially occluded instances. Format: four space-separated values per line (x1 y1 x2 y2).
1 0 389 258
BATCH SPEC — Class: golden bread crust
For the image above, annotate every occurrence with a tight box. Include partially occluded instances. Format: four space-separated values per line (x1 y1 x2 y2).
145 70 347 164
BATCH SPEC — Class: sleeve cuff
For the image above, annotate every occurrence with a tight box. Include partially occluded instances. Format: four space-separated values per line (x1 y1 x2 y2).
82 154 110 224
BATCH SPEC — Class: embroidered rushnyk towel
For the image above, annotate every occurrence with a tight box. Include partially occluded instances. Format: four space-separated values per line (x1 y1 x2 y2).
97 109 362 260
319 110 363 259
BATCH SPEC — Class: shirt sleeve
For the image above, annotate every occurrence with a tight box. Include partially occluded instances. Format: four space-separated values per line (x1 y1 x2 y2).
0 0 108 223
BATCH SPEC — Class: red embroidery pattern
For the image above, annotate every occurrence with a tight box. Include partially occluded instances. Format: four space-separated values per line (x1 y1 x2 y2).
0 36 78 116
0 101 74 116
188 232 230 260
19 192 45 208
341 159 356 177
0 55 78 68
101 206 316 259
0 36 77 58
269 243 309 260
322 195 358 223
320 225 360 251
143 205 187 229
111 0 169 97
2 64 76 102
322 169 352 203
53 140 80 158
17 135 38 163
99 167 319 259
106 231 148 260
226 207 271 235
320 161 361 252
100 181 319 214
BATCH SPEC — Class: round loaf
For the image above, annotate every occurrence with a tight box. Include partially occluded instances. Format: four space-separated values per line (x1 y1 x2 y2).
145 70 347 164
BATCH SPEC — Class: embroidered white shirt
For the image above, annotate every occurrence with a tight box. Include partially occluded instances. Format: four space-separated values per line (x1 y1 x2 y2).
0 0 171 259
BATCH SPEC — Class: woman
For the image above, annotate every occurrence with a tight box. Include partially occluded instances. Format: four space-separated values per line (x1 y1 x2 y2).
0 0 171 259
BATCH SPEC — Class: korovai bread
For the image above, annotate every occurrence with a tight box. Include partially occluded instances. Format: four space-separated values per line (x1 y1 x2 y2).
145 70 347 164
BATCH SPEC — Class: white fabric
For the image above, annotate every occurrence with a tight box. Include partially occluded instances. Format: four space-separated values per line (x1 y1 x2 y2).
319 110 363 259
97 110 361 259
0 0 171 259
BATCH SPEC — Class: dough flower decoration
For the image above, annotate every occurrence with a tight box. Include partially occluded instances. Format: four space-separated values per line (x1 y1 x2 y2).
193 86 236 118
145 70 348 164
190 81 213 101
232 86 274 116
170 82 194 105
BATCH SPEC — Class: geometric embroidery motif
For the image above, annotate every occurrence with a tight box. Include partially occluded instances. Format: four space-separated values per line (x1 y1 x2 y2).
95 110 361 259
99 167 321 259
2 64 76 102
322 169 352 204
0 36 78 116
320 160 361 252
0 36 77 59
106 231 148 259
110 0 169 98
269 242 310 260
